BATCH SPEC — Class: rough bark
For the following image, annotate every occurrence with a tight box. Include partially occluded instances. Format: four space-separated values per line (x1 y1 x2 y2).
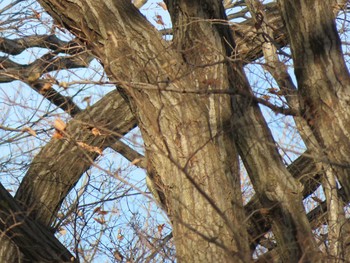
278 0 350 259
0 2 293 261
164 0 252 260
0 90 137 262
165 0 318 260
231 72 320 261
0 183 75 262
37 0 321 261
171 0 321 261
245 150 323 248
34 0 256 261
1 0 348 260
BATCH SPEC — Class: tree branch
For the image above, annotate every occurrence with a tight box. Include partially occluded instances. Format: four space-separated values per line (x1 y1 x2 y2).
0 182 75 262
0 35 80 55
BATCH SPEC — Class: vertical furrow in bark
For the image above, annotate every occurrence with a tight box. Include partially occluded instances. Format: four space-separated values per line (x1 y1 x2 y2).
36 0 252 261
163 1 251 261
140 93 249 262
166 0 319 260
186 0 320 261
278 0 350 259
169 1 317 261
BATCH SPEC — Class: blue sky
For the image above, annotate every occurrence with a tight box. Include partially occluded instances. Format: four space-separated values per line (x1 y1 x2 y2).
0 0 326 261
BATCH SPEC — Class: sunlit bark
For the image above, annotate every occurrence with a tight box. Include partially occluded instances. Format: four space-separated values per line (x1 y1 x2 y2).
278 0 350 259
1 0 350 261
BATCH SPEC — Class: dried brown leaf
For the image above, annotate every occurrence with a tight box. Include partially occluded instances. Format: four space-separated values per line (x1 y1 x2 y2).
52 131 64 139
93 206 101 214
77 142 103 155
91 127 101 136
82 96 91 104
93 217 106 225
262 95 271 101
39 82 52 94
155 15 165 26
157 223 165 234
98 210 108 215
117 229 124 240
157 2 167 10
59 228 67 235
22 127 37 137
54 118 66 132
114 250 123 261
60 81 69 89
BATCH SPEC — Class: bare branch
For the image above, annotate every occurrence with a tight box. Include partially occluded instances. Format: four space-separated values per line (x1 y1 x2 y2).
15 89 136 225
109 140 146 169
0 35 79 55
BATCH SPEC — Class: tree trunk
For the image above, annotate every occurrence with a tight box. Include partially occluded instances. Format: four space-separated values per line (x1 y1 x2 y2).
0 2 295 260
278 0 350 259
34 0 255 261
2 0 349 261
166 1 319 260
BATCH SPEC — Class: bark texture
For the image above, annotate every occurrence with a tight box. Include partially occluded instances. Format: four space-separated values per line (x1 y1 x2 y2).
1 0 350 262
0 90 136 262
279 0 350 259
0 183 74 262
167 0 318 261
0 2 294 261
33 0 254 262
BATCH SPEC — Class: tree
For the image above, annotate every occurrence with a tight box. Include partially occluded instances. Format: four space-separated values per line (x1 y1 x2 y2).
0 0 349 262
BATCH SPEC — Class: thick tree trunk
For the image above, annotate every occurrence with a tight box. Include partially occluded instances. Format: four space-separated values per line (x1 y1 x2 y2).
0 2 294 261
15 0 321 261
167 0 321 261
33 0 255 261
159 1 253 261
2 0 349 261
278 0 350 259
166 0 318 260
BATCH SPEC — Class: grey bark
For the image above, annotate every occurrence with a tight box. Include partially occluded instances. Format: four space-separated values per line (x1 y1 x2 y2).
34 0 321 261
